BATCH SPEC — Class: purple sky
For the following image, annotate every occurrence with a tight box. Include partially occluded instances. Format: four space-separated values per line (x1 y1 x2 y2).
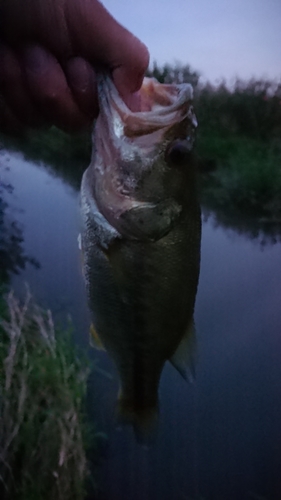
102 0 281 85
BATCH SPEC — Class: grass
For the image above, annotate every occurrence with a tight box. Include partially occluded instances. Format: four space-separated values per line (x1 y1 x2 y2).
0 288 93 500
197 130 281 220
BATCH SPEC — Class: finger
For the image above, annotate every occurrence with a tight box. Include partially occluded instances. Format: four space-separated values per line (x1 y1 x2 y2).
0 44 43 127
23 45 91 132
65 0 149 94
110 36 149 97
1 0 149 95
0 0 71 58
0 0 150 115
65 57 99 118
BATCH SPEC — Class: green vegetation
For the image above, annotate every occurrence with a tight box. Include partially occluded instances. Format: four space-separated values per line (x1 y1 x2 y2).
0 289 94 500
194 77 281 221
197 131 281 219
195 78 281 141
147 63 281 222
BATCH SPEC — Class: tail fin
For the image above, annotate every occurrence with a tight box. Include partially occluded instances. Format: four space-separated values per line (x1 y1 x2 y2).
116 392 159 446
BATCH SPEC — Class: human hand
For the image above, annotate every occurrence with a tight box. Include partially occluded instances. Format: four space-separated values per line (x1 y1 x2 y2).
0 0 149 134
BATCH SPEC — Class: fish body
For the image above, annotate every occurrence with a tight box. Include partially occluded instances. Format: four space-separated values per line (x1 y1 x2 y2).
81 75 201 440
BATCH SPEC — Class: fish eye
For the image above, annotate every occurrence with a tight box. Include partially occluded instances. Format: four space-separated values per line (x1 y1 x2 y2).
165 140 192 168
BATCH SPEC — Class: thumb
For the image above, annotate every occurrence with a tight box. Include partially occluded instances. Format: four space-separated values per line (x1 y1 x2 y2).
65 0 149 94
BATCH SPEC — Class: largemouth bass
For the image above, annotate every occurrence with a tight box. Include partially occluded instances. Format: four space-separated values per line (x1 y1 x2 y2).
80 74 201 442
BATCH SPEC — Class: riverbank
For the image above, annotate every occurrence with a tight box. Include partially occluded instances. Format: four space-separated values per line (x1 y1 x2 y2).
197 130 281 221
0 288 94 500
0 127 91 189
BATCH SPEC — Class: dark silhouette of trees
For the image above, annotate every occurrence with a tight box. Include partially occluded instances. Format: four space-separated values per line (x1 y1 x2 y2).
195 79 281 140
146 61 200 87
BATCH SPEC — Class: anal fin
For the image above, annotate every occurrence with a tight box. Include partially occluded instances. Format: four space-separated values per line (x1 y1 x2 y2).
89 323 105 351
170 320 197 382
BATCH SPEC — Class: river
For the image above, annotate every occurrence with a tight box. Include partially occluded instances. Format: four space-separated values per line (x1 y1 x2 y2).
1 150 281 500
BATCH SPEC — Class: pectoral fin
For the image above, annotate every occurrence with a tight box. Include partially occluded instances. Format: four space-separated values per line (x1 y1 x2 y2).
118 200 182 241
170 320 197 382
89 323 105 351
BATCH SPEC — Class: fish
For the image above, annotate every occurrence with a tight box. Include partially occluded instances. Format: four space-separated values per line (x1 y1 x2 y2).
80 74 201 442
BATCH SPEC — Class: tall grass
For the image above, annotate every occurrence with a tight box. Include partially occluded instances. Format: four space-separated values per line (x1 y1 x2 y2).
0 290 92 500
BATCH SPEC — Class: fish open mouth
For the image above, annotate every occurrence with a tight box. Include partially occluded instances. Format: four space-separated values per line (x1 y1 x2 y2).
90 73 198 233
138 78 180 111
97 74 197 139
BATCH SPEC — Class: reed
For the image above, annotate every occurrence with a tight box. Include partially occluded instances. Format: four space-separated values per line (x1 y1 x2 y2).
0 290 92 500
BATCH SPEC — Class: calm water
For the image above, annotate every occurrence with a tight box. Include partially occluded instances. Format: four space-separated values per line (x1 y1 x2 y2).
1 151 281 500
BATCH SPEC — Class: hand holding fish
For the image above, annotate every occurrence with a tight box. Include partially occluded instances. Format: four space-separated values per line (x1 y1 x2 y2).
0 0 149 133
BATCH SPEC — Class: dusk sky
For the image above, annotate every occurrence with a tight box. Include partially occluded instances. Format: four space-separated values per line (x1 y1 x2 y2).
102 0 281 85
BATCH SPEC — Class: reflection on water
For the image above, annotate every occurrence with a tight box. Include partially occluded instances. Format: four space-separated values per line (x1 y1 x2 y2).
203 206 281 248
2 151 281 499
0 150 90 336
0 151 39 281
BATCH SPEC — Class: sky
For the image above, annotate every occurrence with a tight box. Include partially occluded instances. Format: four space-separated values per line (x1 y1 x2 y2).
102 0 281 85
